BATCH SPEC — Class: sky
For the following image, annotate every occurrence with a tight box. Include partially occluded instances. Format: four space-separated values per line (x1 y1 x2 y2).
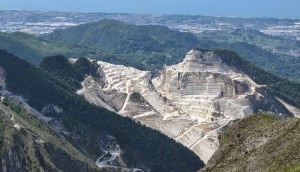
0 0 300 19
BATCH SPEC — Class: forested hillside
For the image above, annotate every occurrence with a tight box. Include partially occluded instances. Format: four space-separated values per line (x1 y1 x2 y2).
0 100 98 171
44 19 199 70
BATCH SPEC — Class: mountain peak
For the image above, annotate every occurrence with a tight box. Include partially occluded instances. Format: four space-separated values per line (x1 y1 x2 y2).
183 49 204 62
178 49 225 73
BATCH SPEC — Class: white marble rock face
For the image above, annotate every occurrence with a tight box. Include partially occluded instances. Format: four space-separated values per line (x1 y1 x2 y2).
0 67 6 89
76 49 286 163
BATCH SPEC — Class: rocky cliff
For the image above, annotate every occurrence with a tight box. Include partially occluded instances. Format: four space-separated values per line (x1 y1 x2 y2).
0 67 5 90
77 49 293 163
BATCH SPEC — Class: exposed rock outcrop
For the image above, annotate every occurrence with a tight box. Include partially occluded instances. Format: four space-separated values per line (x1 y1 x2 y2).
77 49 292 163
0 67 6 90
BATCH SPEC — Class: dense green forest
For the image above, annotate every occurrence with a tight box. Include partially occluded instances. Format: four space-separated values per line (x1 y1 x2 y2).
44 19 199 71
0 49 204 171
45 19 198 53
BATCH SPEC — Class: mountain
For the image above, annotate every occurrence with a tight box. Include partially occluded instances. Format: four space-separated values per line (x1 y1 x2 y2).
45 19 198 53
0 49 204 171
202 114 300 172
73 48 299 163
0 44 299 170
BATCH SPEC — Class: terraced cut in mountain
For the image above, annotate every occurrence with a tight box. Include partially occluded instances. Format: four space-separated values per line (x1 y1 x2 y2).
76 49 294 163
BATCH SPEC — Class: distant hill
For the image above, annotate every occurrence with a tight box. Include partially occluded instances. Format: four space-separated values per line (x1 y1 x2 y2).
45 19 198 53
44 19 199 71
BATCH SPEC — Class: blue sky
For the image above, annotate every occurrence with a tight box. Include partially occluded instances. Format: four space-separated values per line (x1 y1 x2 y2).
0 0 299 18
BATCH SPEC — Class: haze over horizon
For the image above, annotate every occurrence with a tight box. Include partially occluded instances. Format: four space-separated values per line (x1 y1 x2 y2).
0 0 300 19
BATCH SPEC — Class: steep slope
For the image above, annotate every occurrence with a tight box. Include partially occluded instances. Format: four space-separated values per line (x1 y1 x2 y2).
76 49 294 163
0 49 204 171
202 114 300 172
0 99 98 172
0 69 98 171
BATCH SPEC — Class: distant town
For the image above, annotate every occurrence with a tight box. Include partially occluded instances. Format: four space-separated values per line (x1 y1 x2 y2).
0 10 299 40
